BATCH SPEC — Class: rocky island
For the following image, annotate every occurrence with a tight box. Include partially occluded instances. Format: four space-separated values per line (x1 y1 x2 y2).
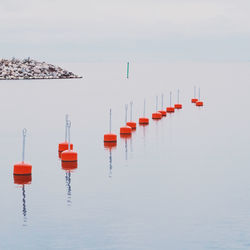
0 58 82 80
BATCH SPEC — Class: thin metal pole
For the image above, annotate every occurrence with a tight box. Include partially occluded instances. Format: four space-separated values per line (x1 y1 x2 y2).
156 96 158 112
161 94 164 110
67 120 71 150
198 87 200 100
194 86 196 98
177 89 180 104
125 104 128 124
143 99 146 117
130 101 133 121
109 109 112 133
170 91 172 106
65 114 68 142
22 128 27 163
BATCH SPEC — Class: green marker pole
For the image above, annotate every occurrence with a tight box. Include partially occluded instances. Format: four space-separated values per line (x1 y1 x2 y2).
127 62 129 79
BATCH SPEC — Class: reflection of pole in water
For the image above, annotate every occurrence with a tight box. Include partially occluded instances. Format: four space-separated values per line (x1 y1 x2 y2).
22 185 27 225
125 138 128 161
109 149 112 178
65 171 72 206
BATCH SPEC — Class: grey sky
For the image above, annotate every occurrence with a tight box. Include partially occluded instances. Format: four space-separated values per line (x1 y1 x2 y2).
0 0 249 62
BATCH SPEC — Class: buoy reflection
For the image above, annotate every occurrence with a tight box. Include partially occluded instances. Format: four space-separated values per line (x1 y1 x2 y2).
62 162 77 206
104 142 117 178
13 175 32 226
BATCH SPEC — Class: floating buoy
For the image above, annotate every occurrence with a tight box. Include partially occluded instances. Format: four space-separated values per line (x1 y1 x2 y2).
126 101 136 129
13 175 32 185
58 114 73 158
191 86 198 103
13 129 32 176
196 87 204 106
139 99 149 125
61 120 78 166
174 89 182 109
104 109 117 143
62 161 78 170
158 94 167 116
152 96 162 119
120 104 132 135
166 91 175 113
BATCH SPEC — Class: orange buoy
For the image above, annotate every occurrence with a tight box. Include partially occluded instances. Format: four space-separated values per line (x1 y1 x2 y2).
120 104 132 135
13 129 32 176
152 96 162 119
104 109 117 143
174 89 182 109
62 161 78 170
139 99 149 125
166 91 175 113
152 112 162 119
61 120 78 165
158 94 167 116
191 86 198 103
126 101 136 129
139 117 149 125
14 175 32 185
196 87 204 106
196 101 203 106
120 126 132 134
58 115 73 158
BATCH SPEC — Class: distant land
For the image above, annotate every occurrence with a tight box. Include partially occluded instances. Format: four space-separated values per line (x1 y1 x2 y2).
0 58 82 80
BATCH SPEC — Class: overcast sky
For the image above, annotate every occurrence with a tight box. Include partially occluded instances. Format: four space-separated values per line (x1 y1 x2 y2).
0 0 249 62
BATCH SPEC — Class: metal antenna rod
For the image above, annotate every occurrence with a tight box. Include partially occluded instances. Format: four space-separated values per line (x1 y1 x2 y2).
67 120 71 150
65 114 69 142
156 96 158 112
125 104 128 124
161 94 164 109
109 109 112 134
143 99 146 117
198 87 200 100
22 128 27 163
177 89 180 104
130 101 133 121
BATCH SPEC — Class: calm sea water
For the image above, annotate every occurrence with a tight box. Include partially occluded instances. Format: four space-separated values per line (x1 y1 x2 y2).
0 62 250 250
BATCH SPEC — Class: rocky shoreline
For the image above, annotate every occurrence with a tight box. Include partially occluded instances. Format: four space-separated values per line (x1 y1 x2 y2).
0 58 82 80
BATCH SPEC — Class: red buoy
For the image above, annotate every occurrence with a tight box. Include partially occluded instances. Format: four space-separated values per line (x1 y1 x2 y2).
152 96 162 119
58 115 73 158
120 104 132 135
196 101 203 106
166 91 175 113
104 109 117 143
152 112 162 119
139 117 149 125
61 120 78 166
191 86 198 103
62 161 78 170
13 175 32 185
174 89 182 109
158 94 167 116
126 101 136 129
13 129 32 176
